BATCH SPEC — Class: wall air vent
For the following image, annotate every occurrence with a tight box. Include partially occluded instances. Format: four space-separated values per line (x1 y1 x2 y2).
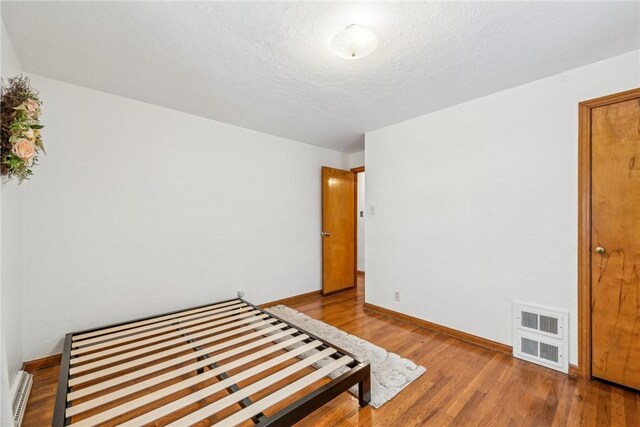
515 302 565 340
521 336 539 357
521 311 538 329
513 302 568 373
11 370 33 427
539 315 559 335
540 342 559 363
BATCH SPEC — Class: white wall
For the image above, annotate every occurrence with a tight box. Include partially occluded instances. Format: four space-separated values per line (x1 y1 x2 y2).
21 75 346 360
357 172 365 272
365 50 640 365
1 18 24 421
349 151 364 169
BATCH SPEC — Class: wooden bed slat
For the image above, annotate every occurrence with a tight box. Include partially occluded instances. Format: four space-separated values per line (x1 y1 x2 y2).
70 314 271 374
212 355 353 427
67 328 297 401
118 347 337 427
68 339 323 425
71 311 269 368
71 308 260 361
72 302 247 348
66 334 312 417
165 349 347 427
68 321 284 387
72 299 241 341
71 306 256 356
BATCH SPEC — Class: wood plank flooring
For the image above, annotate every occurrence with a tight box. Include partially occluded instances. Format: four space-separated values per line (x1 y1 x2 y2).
21 275 640 426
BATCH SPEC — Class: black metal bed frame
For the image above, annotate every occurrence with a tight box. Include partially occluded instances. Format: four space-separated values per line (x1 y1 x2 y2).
53 298 371 426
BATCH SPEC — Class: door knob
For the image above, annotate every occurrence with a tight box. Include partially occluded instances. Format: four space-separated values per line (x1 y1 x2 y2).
321 231 331 237
595 246 606 254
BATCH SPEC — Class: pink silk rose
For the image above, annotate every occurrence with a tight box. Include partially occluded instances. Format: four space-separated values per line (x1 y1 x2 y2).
25 99 39 114
11 139 36 160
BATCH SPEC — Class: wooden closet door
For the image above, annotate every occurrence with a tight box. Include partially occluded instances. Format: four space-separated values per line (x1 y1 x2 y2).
590 95 640 390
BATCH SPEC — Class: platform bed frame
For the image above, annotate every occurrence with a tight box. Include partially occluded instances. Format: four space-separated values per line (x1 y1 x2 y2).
53 298 370 426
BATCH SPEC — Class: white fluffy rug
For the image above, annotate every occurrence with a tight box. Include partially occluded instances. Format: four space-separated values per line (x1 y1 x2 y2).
264 305 426 408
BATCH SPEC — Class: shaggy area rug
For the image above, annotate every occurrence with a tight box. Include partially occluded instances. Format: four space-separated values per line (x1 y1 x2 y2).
264 305 426 408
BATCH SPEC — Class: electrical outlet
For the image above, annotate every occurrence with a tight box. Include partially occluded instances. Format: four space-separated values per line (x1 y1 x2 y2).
394 291 400 302
370 205 376 215
237 290 245 298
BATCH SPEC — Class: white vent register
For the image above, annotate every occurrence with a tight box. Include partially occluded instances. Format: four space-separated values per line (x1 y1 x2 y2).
11 370 33 427
513 302 568 373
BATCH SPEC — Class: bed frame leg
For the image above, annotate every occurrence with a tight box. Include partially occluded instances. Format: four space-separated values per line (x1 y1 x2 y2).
358 364 371 407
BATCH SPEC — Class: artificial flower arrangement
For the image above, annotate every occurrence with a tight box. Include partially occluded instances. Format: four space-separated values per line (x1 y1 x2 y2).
1 75 44 182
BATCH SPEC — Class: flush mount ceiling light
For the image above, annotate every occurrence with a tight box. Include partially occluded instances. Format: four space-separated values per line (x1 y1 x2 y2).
330 24 378 59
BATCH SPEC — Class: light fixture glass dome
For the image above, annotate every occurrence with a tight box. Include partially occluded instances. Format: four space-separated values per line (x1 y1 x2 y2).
330 24 378 60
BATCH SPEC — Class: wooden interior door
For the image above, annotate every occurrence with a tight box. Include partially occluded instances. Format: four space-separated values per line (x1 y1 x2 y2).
322 166 356 295
590 93 640 390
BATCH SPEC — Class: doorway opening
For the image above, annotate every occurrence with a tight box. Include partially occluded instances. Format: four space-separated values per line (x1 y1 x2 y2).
351 166 365 286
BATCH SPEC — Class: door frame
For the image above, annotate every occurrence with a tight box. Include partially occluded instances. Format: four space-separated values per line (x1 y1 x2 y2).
351 166 365 281
577 87 640 380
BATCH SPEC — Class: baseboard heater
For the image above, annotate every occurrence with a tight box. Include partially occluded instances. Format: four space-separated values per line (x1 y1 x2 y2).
11 370 33 427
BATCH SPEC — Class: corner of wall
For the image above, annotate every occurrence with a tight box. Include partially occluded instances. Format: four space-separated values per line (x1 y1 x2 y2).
1 17 25 396
348 151 365 169
1 18 23 76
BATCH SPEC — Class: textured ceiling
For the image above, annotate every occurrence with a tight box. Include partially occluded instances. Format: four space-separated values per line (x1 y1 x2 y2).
2 1 639 152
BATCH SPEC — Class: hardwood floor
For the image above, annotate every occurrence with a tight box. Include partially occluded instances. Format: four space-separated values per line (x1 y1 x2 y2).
22 275 640 426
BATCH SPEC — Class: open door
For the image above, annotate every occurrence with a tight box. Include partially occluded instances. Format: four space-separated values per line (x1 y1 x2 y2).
322 166 356 295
